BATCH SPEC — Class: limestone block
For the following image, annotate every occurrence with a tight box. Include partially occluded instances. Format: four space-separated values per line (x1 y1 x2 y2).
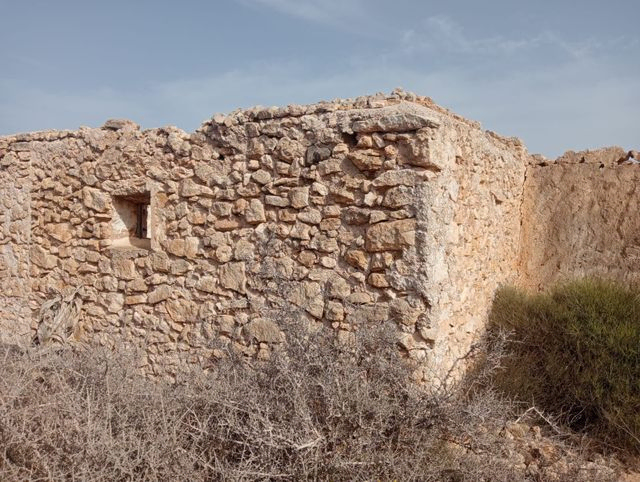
125 294 147 305
185 237 200 258
347 149 383 171
289 187 309 209
276 138 304 163
251 169 272 185
212 202 232 217
382 186 414 208
180 178 214 198
231 240 252 261
82 187 110 212
112 257 136 280
287 281 323 318
342 207 370 225
245 199 266 224
219 262 246 293
365 219 416 252
325 301 345 321
290 222 311 240
151 252 170 272
326 275 351 299
244 318 283 343
216 245 233 262
46 223 73 243
345 249 369 270
351 112 437 134
166 239 185 257
166 298 198 323
265 195 289 207
148 285 172 304
30 245 57 269
368 272 390 288
373 169 426 187
297 208 322 225
298 250 317 267
196 276 217 293
309 234 339 253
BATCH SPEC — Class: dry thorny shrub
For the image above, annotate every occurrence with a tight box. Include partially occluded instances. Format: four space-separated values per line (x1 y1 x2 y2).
0 319 621 481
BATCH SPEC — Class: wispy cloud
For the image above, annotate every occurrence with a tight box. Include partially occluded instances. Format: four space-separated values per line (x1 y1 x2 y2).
400 15 627 61
237 0 370 30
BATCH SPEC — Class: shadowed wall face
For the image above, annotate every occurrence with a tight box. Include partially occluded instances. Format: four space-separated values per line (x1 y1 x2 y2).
520 148 640 290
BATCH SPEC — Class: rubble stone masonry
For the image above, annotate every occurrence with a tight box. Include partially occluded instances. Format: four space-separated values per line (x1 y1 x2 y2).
1 90 635 381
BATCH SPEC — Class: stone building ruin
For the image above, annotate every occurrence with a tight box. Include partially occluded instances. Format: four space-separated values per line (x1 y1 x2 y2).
1 90 637 381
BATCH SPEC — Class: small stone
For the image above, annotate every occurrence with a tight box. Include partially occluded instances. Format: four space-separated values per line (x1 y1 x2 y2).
196 276 217 293
345 249 369 270
148 285 172 304
365 219 416 252
368 273 390 288
245 318 283 343
320 256 337 268
347 149 383 171
245 199 266 224
325 301 344 321
298 250 317 267
219 262 246 293
265 195 289 207
82 187 110 212
251 169 272 185
289 187 309 209
297 208 322 225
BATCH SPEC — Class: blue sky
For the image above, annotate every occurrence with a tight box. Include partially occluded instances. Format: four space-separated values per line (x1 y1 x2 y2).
1 0 638 157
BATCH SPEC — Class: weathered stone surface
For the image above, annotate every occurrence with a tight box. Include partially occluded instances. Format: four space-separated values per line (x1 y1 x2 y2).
347 149 383 171
245 199 266 224
365 219 416 252
148 285 172 304
219 262 246 293
83 187 110 212
0 89 543 385
245 318 283 343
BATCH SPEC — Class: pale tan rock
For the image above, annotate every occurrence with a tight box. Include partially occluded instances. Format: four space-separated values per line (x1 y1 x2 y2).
382 186 414 208
245 198 266 224
368 273 389 288
325 301 344 321
347 149 383 171
148 285 172 304
345 249 369 270
219 262 246 293
289 187 309 209
45 223 73 243
297 208 322 225
244 318 283 343
196 276 217 293
83 187 110 212
112 257 136 280
365 219 416 252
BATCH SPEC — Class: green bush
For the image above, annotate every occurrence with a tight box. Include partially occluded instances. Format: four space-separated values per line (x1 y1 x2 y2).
488 278 640 452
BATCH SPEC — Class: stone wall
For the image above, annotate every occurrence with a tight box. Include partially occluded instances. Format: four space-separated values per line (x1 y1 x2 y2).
0 90 532 381
0 136 32 344
520 147 640 289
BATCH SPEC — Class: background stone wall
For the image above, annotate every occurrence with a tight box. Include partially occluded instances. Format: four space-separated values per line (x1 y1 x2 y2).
0 91 530 381
520 147 640 289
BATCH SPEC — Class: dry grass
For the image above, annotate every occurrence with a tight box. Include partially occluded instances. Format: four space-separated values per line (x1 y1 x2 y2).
0 319 622 481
